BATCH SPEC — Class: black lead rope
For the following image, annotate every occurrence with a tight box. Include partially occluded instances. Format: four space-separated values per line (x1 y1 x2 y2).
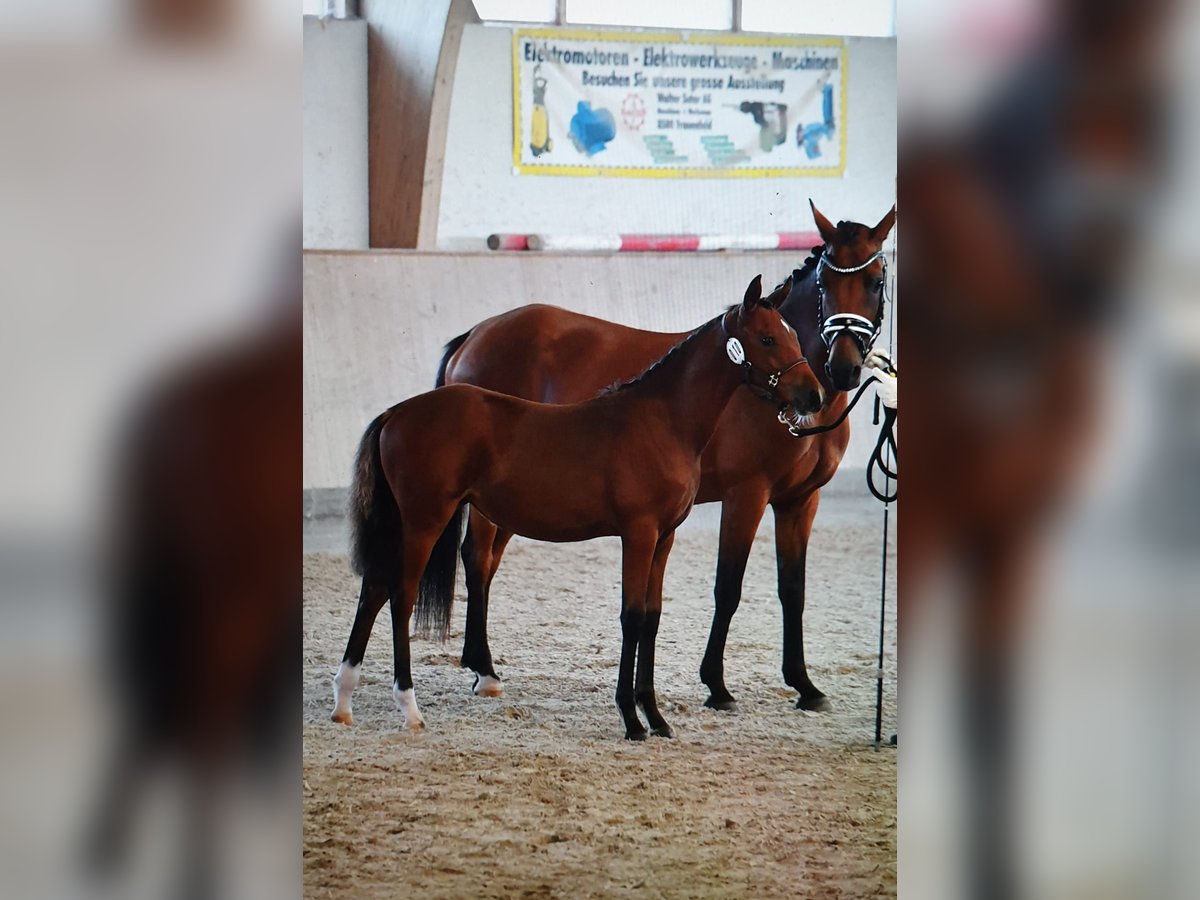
784 376 898 505
787 367 898 746
867 397 898 504
782 374 877 437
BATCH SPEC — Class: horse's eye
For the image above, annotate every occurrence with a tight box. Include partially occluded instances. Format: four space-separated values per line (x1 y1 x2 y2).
872 278 885 292
760 336 775 347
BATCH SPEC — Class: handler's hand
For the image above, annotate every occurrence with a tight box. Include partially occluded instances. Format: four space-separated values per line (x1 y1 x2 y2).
864 350 897 409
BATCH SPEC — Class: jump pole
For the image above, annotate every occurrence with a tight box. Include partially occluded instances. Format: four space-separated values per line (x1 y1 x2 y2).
486 232 822 252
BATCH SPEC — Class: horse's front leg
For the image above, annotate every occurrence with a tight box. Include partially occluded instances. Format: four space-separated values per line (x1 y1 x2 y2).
616 524 658 741
773 492 830 710
460 507 511 697
699 490 769 710
636 530 676 738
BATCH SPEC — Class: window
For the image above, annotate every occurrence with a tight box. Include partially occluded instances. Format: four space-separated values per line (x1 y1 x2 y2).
742 0 896 37
567 0 732 31
472 0 557 23
469 1 897 37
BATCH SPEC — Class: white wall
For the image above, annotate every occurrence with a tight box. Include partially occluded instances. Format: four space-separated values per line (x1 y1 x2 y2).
303 16 369 249
434 25 896 248
304 249 893 491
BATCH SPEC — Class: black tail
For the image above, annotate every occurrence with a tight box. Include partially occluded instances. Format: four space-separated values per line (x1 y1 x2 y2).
350 409 463 641
413 504 464 641
348 411 401 583
435 330 472 388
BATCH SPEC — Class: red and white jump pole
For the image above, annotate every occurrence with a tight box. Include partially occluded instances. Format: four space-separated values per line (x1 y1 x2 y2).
486 232 821 252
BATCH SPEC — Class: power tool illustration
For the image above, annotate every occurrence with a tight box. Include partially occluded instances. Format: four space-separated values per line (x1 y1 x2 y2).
568 101 616 156
798 82 836 159
529 64 553 156
730 101 789 153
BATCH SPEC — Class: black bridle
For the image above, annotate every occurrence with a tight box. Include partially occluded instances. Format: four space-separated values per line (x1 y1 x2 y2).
815 248 888 355
720 310 808 404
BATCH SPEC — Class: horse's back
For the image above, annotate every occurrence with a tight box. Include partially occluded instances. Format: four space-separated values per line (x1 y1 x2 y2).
444 304 677 403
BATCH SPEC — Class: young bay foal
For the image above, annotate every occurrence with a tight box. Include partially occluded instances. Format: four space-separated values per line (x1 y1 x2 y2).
331 276 822 740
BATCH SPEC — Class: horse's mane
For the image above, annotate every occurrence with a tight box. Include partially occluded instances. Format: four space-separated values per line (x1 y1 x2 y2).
597 314 722 397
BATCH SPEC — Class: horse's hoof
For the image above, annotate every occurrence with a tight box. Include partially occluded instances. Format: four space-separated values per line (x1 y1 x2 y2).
472 674 504 698
330 710 353 726
405 720 426 733
795 695 832 712
651 724 675 739
625 729 648 742
704 695 738 712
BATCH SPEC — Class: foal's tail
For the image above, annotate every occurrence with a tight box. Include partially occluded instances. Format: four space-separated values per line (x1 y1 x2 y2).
349 411 400 582
435 330 472 388
350 409 463 640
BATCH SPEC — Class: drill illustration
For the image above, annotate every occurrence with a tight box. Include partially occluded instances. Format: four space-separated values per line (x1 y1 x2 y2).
730 101 789 153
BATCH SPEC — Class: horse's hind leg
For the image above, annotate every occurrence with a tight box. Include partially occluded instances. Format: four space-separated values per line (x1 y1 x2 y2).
616 524 657 741
390 524 450 731
637 530 676 738
461 507 510 697
331 576 389 725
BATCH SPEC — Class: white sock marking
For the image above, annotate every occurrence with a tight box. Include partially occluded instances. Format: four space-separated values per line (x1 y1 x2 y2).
393 683 424 730
331 662 360 721
473 674 504 697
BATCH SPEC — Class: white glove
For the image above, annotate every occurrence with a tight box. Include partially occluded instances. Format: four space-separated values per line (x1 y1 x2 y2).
865 350 897 410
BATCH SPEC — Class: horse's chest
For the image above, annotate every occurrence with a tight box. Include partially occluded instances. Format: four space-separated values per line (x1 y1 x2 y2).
699 413 846 500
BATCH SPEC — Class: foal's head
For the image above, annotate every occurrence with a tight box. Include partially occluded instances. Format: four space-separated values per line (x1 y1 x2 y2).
809 201 896 391
730 274 824 416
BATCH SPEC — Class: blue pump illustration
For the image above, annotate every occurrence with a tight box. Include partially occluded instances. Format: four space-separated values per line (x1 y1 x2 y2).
568 101 616 156
798 82 836 159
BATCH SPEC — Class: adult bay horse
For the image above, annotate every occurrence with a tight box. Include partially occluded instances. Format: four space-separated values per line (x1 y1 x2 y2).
331 277 822 740
441 202 895 711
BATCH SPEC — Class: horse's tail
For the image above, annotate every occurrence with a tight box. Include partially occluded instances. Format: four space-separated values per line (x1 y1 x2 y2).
349 411 400 582
435 330 472 388
413 503 464 641
351 409 462 640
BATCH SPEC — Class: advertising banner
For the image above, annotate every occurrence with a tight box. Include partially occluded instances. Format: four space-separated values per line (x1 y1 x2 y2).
513 29 846 178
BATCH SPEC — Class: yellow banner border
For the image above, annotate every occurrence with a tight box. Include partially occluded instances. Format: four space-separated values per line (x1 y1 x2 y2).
511 29 848 179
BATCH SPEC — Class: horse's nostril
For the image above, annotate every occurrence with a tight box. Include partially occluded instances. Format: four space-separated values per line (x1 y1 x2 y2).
851 365 861 382
808 389 822 411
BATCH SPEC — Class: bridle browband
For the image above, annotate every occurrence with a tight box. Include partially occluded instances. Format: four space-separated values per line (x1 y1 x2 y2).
815 248 888 354
720 309 808 402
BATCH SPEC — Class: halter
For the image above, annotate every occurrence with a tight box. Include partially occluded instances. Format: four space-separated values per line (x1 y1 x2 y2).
815 248 888 354
720 310 808 402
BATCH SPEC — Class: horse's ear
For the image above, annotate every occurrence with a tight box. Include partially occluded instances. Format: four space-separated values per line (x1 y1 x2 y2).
764 275 793 309
809 199 838 244
871 205 897 242
742 274 764 309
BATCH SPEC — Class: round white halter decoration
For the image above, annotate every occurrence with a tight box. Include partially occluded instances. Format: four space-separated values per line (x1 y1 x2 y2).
725 336 746 364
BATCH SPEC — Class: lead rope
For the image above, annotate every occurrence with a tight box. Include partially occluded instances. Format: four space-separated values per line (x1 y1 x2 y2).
874 242 897 749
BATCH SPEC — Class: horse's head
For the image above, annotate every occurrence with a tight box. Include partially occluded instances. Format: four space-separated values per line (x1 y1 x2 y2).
728 274 824 416
810 201 896 391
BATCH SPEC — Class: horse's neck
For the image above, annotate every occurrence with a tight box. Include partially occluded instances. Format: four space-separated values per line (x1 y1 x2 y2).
629 322 744 454
780 269 834 395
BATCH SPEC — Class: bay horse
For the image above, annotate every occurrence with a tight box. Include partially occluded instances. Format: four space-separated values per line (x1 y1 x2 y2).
331 277 822 740
440 202 896 711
